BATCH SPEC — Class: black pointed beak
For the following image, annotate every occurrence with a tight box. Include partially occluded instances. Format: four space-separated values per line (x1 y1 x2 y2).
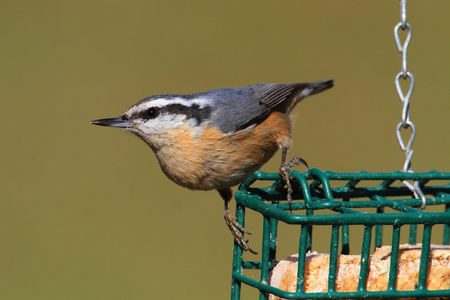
90 116 132 128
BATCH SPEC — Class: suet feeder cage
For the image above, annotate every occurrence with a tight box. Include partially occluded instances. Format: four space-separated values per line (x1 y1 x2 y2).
230 1 450 299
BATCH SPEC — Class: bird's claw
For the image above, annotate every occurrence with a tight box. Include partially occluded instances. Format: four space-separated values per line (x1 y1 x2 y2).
280 156 309 212
224 209 257 254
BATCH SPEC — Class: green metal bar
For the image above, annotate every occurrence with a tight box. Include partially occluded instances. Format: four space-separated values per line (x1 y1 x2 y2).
306 209 312 252
339 197 449 208
409 224 417 244
332 188 448 203
292 171 315 208
444 200 450 245
344 178 360 190
239 170 450 198
259 215 271 300
291 171 342 210
308 169 335 202
242 261 262 269
375 207 384 250
262 194 450 211
317 169 450 181
417 224 432 290
371 195 423 213
305 169 341 209
341 225 350 255
358 226 372 292
387 224 401 291
341 198 350 254
309 178 322 195
234 193 450 226
269 217 278 270
378 179 396 189
231 204 246 300
328 225 340 292
239 170 450 192
390 201 423 213
333 207 362 214
296 225 309 295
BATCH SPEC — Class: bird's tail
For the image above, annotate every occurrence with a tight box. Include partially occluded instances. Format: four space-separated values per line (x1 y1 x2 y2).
286 79 334 113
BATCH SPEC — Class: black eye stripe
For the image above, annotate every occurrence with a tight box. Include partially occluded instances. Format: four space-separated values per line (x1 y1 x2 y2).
161 104 212 125
136 103 212 125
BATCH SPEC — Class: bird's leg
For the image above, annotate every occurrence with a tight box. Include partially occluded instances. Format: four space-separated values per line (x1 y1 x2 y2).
279 147 309 212
218 188 257 254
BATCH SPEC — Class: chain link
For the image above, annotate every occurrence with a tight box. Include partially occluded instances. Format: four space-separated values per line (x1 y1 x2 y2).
394 0 426 208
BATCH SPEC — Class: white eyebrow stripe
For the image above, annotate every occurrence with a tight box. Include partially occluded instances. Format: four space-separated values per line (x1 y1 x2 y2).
125 96 213 119
140 97 211 109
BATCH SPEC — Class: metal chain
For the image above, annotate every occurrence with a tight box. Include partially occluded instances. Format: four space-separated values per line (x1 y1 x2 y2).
394 0 426 208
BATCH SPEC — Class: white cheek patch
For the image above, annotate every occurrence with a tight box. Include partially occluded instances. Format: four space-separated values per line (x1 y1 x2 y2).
136 113 187 135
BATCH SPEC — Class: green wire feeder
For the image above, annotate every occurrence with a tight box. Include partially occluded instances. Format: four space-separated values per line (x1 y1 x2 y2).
230 169 450 300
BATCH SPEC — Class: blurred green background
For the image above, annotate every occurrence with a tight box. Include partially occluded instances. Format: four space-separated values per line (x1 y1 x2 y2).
1 1 449 299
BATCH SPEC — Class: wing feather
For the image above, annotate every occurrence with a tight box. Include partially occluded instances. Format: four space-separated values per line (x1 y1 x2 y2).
207 80 333 133
256 84 301 108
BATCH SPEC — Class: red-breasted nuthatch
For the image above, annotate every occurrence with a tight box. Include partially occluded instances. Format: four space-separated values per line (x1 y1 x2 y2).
91 80 333 253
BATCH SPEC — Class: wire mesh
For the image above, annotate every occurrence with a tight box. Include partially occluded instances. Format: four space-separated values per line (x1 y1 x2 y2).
230 169 450 300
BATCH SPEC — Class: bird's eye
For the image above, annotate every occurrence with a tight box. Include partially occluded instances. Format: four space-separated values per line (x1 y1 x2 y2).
145 107 159 119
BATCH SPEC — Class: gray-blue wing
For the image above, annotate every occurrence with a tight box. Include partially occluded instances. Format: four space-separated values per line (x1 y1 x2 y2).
205 80 333 133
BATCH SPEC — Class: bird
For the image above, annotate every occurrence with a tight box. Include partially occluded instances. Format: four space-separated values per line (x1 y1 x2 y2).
91 79 334 254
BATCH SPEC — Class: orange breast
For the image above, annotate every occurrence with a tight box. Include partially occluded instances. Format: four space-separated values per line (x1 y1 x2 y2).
153 111 292 191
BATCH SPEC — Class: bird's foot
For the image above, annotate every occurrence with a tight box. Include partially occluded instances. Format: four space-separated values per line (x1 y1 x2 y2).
224 209 257 254
280 156 309 212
